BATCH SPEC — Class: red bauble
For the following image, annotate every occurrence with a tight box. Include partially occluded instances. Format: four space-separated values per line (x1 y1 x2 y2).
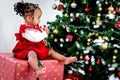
115 8 119 13
85 5 89 12
57 3 64 11
84 55 90 61
114 19 120 28
88 67 92 72
118 72 120 77
96 59 100 65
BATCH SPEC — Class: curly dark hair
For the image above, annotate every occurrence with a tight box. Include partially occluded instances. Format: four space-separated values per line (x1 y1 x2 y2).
14 1 39 16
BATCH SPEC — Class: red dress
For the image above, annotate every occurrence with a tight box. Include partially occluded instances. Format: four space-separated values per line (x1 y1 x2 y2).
12 24 50 60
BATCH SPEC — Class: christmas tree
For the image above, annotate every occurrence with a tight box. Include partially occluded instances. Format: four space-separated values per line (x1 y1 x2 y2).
47 0 120 80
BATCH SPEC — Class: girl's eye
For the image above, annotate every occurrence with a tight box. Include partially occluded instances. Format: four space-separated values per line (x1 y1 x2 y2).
38 17 40 19
38 16 40 19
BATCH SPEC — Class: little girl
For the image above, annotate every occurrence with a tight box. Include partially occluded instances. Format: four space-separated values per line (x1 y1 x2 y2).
12 1 77 78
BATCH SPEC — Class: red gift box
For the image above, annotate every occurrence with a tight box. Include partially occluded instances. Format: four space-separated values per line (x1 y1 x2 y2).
0 53 64 80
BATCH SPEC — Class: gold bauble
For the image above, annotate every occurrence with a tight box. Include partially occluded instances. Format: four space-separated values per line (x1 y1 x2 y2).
96 17 100 24
50 34 54 38
98 36 102 40
108 5 114 12
53 29 58 34
101 43 107 50
87 38 91 42
88 32 93 37
108 11 112 14
105 1 108 5
96 17 100 21
112 59 116 63
76 51 79 55
52 3 57 9
113 55 116 59
86 15 88 19
87 42 90 46
71 2 77 8
54 38 58 42
79 55 83 59
99 7 102 11
95 33 99 37
64 13 69 17
114 49 118 54
97 13 101 17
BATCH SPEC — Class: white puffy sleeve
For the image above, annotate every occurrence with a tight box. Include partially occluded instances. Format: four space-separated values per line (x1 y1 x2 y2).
22 28 48 42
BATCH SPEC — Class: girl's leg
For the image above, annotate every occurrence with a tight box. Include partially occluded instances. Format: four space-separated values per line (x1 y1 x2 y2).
27 51 46 78
48 49 77 65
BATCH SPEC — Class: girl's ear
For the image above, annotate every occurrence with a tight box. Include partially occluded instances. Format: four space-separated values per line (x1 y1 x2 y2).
26 16 32 22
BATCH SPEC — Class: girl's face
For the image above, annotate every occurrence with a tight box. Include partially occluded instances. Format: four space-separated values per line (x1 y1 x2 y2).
32 8 42 26
25 8 42 27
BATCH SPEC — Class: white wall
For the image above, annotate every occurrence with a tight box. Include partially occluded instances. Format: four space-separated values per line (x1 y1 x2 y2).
0 0 60 53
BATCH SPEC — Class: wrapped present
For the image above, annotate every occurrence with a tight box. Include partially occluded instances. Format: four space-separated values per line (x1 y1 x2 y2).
0 53 64 80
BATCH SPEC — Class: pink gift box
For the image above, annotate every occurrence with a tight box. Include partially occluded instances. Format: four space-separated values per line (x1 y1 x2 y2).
0 53 64 80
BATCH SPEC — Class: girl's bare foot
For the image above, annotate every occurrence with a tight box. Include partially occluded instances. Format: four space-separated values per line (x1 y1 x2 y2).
64 57 77 65
35 67 46 78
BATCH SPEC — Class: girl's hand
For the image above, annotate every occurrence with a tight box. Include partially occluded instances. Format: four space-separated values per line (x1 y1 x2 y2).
43 26 49 34
43 39 47 46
